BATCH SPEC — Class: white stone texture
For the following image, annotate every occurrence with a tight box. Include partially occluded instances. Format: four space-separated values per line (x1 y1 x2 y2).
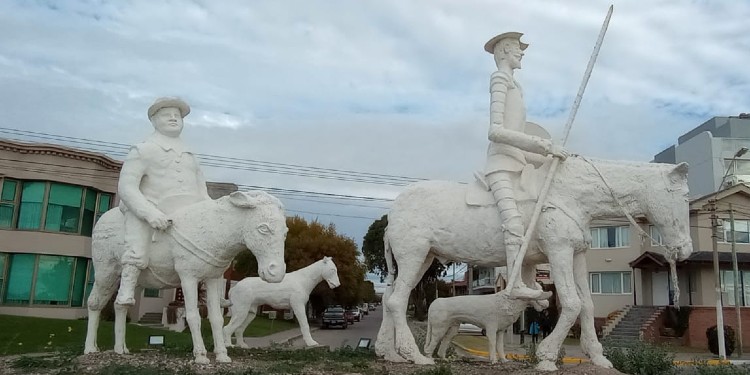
375 157 692 371
424 288 549 364
83 190 288 364
223 256 340 348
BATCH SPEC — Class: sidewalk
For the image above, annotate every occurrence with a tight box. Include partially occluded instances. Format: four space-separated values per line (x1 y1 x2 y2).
451 333 750 366
240 327 318 348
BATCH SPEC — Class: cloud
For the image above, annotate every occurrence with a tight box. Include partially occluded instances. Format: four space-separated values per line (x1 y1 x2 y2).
1 0 749 249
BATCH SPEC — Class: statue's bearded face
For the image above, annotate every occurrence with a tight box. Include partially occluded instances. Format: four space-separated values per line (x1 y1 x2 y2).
151 107 184 137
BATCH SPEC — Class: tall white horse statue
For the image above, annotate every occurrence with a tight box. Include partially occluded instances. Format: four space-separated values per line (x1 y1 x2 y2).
223 256 340 348
84 191 288 364
376 156 693 371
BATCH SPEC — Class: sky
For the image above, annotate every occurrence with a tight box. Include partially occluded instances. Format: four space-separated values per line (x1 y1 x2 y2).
1 1 749 289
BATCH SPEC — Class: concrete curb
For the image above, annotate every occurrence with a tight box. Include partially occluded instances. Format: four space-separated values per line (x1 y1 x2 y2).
452 341 748 367
451 341 588 364
278 327 321 345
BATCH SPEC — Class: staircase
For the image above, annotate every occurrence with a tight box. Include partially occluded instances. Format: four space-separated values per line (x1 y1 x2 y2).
603 306 663 346
138 312 164 328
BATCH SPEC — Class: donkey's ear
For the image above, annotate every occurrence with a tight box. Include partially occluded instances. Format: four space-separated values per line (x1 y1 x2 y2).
229 191 256 208
323 256 331 263
673 162 688 176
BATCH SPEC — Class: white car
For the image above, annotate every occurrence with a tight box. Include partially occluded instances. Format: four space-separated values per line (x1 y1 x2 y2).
458 323 486 336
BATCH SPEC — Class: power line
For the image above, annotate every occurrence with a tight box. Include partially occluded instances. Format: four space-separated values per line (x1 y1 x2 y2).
0 127 428 186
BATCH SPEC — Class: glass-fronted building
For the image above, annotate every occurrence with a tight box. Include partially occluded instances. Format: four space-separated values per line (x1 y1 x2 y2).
0 138 120 319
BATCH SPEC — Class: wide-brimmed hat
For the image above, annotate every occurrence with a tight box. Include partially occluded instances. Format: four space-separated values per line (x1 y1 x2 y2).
147 97 190 119
484 31 528 53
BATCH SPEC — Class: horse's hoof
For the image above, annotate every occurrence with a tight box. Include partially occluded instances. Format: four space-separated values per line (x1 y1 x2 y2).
114 347 125 355
382 351 407 363
194 355 210 365
123 347 130 354
412 355 435 365
592 355 613 368
237 344 250 349
216 353 232 363
84 347 99 354
305 341 320 347
536 360 558 372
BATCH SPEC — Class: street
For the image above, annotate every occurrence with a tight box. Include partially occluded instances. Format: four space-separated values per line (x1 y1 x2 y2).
289 306 382 349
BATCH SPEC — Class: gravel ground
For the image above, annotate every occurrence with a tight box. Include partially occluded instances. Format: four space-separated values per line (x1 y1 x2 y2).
0 350 626 375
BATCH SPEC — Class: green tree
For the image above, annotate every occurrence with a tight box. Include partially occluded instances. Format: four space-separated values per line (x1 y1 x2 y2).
235 216 366 317
361 215 447 320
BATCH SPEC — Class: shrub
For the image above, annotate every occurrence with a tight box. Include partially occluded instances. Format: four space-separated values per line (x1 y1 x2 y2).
686 360 750 375
707 325 736 357
603 340 674 375
664 306 692 337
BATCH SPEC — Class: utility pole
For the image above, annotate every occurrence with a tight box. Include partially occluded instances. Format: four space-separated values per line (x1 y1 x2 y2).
730 204 743 356
711 199 727 359
452 263 456 296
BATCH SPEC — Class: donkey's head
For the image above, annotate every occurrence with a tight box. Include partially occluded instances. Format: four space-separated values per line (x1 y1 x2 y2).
229 190 287 283
643 162 693 262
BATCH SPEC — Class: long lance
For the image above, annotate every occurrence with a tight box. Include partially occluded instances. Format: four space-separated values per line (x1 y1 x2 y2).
506 5 613 294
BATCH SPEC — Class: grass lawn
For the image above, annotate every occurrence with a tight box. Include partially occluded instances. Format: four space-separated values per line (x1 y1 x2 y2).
0 314 298 356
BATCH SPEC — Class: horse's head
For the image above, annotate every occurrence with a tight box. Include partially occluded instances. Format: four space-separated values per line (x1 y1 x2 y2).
229 190 287 283
644 162 693 262
319 256 341 289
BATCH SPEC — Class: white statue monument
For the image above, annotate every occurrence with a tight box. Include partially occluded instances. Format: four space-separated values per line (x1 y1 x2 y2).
424 286 549 364
376 24 694 371
224 256 341 348
84 97 288 364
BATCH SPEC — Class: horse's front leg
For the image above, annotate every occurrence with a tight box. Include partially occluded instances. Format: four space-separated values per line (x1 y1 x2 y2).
375 286 405 362
537 243 581 372
573 252 612 368
290 296 318 346
181 277 210 364
206 278 231 363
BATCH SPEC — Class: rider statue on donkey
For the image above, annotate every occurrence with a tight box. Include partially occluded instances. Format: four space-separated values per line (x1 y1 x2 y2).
481 32 568 300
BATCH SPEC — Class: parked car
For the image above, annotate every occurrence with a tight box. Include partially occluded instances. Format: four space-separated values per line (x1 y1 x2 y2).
368 304 376 311
458 323 486 336
347 308 362 322
322 307 348 329
345 310 355 325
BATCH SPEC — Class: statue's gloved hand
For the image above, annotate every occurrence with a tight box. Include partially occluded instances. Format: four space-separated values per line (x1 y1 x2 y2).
544 141 569 161
146 211 171 230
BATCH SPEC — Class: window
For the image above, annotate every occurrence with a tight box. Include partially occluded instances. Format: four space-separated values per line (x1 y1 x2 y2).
80 189 97 236
17 182 45 230
0 254 94 307
590 272 632 294
720 270 750 307
71 258 88 307
34 255 74 305
1 179 18 228
4 254 35 304
144 288 161 298
2 180 112 236
96 193 112 223
44 183 83 233
591 226 630 248
723 220 750 244
649 226 664 246
0 253 6 297
84 262 95 303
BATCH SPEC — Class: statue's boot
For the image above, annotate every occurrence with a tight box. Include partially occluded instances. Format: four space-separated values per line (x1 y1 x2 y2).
115 264 141 306
506 243 553 300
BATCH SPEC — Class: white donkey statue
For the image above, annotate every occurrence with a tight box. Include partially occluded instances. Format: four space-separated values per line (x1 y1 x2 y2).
84 191 288 364
224 256 340 348
376 157 693 371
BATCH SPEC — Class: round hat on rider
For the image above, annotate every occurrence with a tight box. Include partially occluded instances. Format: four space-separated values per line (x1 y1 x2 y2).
484 31 529 53
147 97 191 119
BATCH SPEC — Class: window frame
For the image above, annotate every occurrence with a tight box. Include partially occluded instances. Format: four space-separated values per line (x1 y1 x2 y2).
0 253 93 307
589 271 633 295
590 225 631 249
1 178 20 229
649 225 664 246
721 219 750 244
